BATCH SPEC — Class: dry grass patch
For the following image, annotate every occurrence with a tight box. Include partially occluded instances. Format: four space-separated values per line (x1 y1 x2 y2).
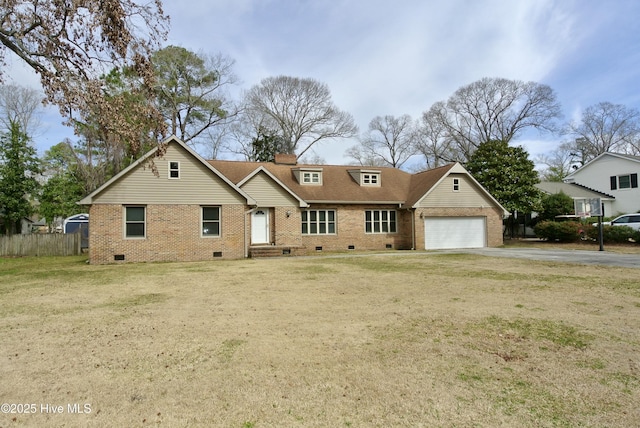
1 253 639 427
504 238 640 254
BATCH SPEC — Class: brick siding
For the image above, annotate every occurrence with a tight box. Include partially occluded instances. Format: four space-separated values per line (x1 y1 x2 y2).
246 205 413 255
89 204 504 264
414 206 504 250
89 204 246 264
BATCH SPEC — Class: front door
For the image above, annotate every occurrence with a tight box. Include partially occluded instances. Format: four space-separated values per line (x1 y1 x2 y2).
251 209 269 244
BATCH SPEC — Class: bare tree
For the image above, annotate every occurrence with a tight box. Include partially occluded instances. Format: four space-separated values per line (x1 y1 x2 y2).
420 77 562 163
298 152 326 165
415 104 462 168
535 141 575 181
347 115 417 168
0 83 42 136
242 76 358 158
565 101 640 161
0 0 169 154
345 145 390 167
225 109 274 161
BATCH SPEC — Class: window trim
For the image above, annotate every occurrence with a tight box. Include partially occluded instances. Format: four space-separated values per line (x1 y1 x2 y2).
611 173 638 190
301 209 336 235
453 178 460 192
302 171 322 185
361 173 380 186
124 206 146 239
201 206 221 238
168 161 180 179
365 209 397 234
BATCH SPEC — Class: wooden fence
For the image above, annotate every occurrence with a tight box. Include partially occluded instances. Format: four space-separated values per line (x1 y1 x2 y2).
0 233 83 257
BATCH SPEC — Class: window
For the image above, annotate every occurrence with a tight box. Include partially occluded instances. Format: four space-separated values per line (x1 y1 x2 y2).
125 206 145 238
294 168 323 185
202 207 220 237
302 171 321 184
619 175 631 189
610 173 638 190
301 210 336 234
365 210 397 233
169 161 180 179
453 178 460 192
348 169 382 186
362 173 380 185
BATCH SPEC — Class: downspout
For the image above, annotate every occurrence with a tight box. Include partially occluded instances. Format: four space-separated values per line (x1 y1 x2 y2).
409 208 415 250
401 203 415 251
244 206 258 258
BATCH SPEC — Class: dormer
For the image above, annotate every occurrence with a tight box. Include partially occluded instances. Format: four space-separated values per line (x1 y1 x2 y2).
348 169 382 187
293 167 323 185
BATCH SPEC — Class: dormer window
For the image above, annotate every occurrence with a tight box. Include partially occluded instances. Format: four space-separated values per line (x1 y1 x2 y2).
168 161 180 179
362 173 380 185
349 169 381 186
303 171 321 184
293 168 323 185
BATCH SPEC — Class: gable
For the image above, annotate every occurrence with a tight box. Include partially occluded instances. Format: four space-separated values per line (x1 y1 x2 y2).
567 153 640 182
416 173 495 208
565 153 640 198
87 140 247 205
240 170 302 207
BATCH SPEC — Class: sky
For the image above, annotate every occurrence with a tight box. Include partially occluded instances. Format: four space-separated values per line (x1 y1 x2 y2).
6 0 640 167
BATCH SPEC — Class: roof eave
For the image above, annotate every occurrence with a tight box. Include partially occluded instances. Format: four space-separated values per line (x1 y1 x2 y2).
77 136 257 206
306 200 405 205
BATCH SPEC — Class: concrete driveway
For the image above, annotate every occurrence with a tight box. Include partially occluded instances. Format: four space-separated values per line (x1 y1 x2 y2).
440 247 640 269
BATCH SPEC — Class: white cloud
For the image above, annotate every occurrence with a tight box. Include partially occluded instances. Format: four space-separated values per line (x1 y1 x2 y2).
5 0 640 163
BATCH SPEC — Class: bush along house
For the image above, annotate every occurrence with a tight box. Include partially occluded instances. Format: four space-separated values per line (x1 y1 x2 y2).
78 136 509 264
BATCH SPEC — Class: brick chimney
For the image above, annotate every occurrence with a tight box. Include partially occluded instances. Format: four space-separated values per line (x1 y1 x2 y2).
274 153 297 165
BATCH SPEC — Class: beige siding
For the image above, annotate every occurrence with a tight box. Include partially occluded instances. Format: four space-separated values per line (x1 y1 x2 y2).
92 144 245 205
417 174 495 208
241 172 299 207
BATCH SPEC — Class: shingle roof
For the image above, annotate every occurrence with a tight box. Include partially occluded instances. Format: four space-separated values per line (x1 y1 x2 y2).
209 160 454 206
536 181 615 199
405 164 456 207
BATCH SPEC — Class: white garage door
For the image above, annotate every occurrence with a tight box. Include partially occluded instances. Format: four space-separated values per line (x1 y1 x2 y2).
424 217 486 250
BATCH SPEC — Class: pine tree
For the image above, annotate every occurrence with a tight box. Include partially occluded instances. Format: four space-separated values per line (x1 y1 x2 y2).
0 122 41 235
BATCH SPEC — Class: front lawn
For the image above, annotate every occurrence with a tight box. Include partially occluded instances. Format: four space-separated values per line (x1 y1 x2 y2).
1 253 639 427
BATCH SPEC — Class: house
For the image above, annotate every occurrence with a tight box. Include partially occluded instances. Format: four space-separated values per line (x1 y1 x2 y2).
0 215 44 235
564 153 640 216
78 136 509 264
535 182 615 217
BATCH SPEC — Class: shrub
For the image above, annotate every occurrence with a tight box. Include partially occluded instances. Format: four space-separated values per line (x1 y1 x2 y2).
587 225 640 244
538 192 575 222
534 221 583 242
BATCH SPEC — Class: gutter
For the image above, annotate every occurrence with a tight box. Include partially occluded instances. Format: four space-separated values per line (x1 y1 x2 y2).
305 200 406 205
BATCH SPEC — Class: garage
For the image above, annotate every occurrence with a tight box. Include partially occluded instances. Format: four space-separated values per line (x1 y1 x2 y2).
424 217 486 250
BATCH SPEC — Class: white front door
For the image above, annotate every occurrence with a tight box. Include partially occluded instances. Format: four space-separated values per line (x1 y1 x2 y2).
251 209 269 244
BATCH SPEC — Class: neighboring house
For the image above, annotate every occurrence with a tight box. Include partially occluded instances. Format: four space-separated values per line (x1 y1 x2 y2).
0 215 43 234
564 153 640 216
536 182 615 217
78 136 509 264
